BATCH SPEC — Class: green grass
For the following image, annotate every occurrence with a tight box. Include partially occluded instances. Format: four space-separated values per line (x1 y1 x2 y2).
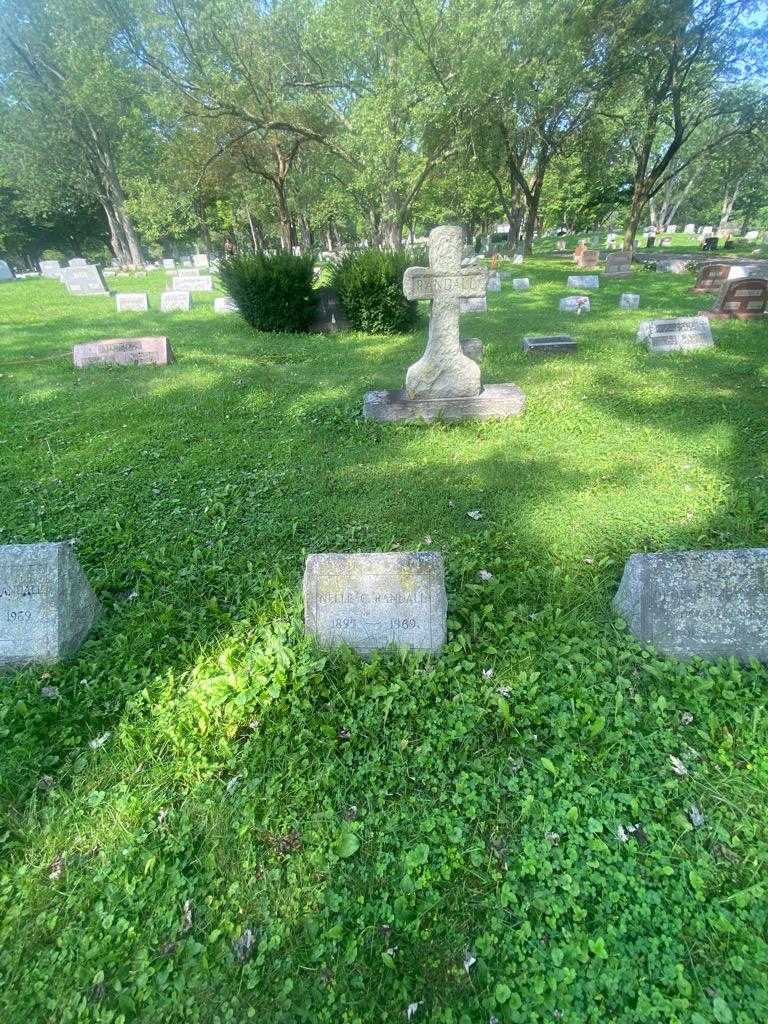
1 253 767 1023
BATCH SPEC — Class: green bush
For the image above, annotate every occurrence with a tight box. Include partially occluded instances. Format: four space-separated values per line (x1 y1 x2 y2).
332 250 419 334
219 253 318 333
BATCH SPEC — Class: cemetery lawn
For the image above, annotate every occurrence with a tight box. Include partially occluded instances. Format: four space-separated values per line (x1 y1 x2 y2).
2 261 768 1024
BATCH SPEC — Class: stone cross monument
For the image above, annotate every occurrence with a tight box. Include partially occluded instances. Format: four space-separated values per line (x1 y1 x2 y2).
363 224 525 422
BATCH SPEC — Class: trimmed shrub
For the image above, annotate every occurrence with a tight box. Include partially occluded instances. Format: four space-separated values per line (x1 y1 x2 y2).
219 253 318 333
332 250 419 334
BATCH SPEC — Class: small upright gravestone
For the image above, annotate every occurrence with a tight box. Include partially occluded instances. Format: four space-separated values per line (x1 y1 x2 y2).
363 225 524 422
162 258 176 270
0 260 14 282
512 278 530 290
39 260 62 279
115 293 149 312
560 295 590 313
160 290 191 312
702 237 718 252
567 275 599 289
68 258 88 268
614 548 768 661
684 223 696 234
619 293 640 309
706 277 768 321
637 317 713 352
576 249 599 269
61 265 108 296
73 336 174 368
486 271 501 292
691 263 730 294
0 542 99 668
214 296 239 314
192 254 210 269
604 252 632 278
171 274 212 292
304 552 446 654
459 295 487 313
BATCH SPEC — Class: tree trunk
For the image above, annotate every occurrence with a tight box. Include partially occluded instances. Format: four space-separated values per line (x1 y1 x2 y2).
299 214 312 250
101 199 129 265
246 207 260 252
623 183 648 250
718 184 740 232
272 178 295 251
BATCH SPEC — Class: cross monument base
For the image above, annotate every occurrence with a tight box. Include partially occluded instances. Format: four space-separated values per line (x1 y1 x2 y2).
362 384 526 423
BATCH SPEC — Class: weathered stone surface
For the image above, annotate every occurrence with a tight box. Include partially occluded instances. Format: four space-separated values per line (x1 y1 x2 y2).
172 273 213 291
0 260 14 281
604 252 632 278
512 278 530 290
160 290 191 312
487 272 501 292
706 277 767 320
362 384 525 423
364 224 523 422
73 336 174 368
39 260 62 279
162 258 176 270
309 286 351 332
637 317 713 352
460 337 483 363
522 335 577 356
115 292 149 312
567 275 599 289
459 295 487 313
614 548 768 661
193 253 210 268
691 262 730 294
727 264 760 281
402 226 486 399
619 293 640 309
304 551 446 655
684 223 696 234
559 295 590 313
513 254 524 265
61 265 108 296
0 542 99 669
68 258 88 268
214 296 239 314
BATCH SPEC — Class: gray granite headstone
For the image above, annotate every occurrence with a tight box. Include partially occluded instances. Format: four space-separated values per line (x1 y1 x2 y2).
39 260 63 279
567 275 599 289
160 290 191 312
309 286 351 332
61 265 108 296
68 258 88 268
559 295 590 313
522 335 578 356
214 296 239 314
512 278 530 290
171 274 212 292
614 549 768 661
73 336 174 367
0 542 99 668
637 317 713 352
304 552 446 654
115 292 149 312
0 260 15 282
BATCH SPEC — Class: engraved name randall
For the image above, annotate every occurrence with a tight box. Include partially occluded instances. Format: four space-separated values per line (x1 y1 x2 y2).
0 583 47 598
317 589 430 605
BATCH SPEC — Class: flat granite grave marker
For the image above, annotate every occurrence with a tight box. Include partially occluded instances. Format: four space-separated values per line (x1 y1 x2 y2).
691 262 730 294
0 542 99 668
619 293 640 309
61 265 108 296
637 317 713 352
706 277 767 320
604 252 632 278
171 274 212 292
309 286 351 332
522 335 578 356
115 292 149 312
73 336 174 368
304 552 446 655
0 260 14 282
363 224 524 422
512 278 530 290
567 274 599 289
160 290 191 312
614 548 768 661
559 295 591 313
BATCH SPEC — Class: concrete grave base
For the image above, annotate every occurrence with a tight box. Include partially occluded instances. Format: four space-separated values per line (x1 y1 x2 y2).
363 384 525 423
